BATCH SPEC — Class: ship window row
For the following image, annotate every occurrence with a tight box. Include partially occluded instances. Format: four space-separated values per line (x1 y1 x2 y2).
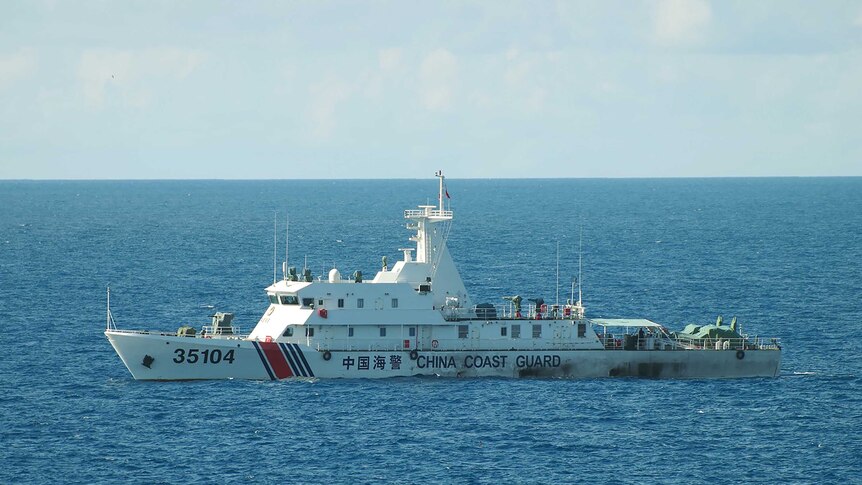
280 323 572 341
282 326 314 337
282 325 418 339
270 295 402 310
268 294 300 305
456 324 540 339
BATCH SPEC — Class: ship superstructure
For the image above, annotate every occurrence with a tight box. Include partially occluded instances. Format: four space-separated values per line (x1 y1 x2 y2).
106 172 781 380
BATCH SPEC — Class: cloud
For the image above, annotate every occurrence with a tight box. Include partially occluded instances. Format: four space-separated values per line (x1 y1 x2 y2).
419 49 457 111
76 48 205 108
653 0 712 46
525 88 546 112
0 49 37 89
307 78 353 140
504 48 531 86
379 48 403 72
499 48 550 112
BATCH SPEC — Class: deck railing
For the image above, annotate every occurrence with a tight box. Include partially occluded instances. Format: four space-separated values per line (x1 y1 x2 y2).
598 335 781 351
108 327 247 339
201 325 243 337
404 209 453 218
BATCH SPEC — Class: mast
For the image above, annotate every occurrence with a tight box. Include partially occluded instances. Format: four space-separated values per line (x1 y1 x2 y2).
435 170 444 211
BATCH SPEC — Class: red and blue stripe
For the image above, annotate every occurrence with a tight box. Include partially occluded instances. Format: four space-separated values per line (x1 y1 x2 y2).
252 341 315 379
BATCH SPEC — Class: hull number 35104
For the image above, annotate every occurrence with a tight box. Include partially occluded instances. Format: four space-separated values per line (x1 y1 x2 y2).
173 348 236 364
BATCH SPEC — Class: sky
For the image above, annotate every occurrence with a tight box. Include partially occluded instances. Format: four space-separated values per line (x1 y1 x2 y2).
1 0 861 179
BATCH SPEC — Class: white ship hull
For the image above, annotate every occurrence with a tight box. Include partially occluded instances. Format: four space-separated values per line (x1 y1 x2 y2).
106 330 781 380
105 172 782 381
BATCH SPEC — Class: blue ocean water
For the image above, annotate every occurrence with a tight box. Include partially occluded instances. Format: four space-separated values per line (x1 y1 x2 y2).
1 178 860 484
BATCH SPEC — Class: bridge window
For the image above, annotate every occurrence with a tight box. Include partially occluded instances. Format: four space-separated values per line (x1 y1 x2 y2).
268 294 278 304
533 324 542 338
305 327 314 337
458 325 468 338
283 327 293 337
302 298 314 308
511 325 520 338
500 326 507 337
380 327 387 337
357 298 364 309
279 294 298 305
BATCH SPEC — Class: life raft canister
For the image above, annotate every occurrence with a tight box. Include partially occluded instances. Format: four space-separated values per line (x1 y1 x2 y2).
736 350 745 360
322 350 332 361
409 349 419 360
318 308 328 318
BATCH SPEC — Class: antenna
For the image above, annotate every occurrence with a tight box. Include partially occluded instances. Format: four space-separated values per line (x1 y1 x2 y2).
273 211 278 284
283 213 289 281
555 240 560 309
284 214 290 263
578 224 583 305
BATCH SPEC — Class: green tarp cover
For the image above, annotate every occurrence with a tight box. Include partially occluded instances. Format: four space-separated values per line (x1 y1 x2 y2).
676 324 741 340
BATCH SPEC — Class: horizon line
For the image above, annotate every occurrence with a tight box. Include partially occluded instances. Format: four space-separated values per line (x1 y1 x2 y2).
2 174 861 182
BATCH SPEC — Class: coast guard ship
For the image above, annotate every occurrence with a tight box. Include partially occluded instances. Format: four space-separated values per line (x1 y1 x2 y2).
105 172 781 380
